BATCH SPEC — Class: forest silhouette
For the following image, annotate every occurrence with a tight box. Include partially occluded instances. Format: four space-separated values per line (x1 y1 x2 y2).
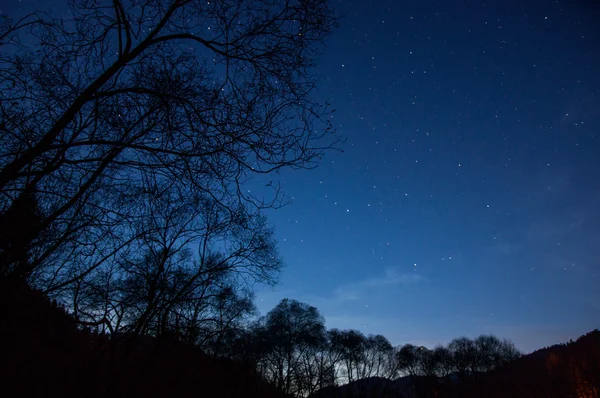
0 0 598 396
2 281 600 397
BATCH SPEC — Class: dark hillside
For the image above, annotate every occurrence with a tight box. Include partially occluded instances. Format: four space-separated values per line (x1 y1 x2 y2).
0 281 290 398
484 329 600 398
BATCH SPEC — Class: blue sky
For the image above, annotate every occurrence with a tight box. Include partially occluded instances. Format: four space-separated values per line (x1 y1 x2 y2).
254 0 600 353
7 0 599 354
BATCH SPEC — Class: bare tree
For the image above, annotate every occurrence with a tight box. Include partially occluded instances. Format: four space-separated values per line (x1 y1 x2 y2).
429 345 453 377
396 343 423 377
66 185 276 346
332 329 367 384
472 334 521 372
294 329 345 396
255 298 327 397
448 337 478 377
358 334 397 379
0 0 338 291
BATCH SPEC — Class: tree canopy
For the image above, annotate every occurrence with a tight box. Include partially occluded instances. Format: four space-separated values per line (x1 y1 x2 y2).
0 0 338 286
0 0 338 339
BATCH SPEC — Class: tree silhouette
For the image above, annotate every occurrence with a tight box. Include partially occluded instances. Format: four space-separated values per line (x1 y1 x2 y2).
0 0 338 293
448 337 478 378
255 298 327 397
361 334 397 379
472 334 520 372
333 329 368 384
430 345 453 377
0 188 43 280
64 186 274 346
396 343 421 377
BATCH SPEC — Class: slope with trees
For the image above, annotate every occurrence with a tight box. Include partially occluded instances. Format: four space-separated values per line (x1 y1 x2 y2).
1 0 338 395
0 0 337 349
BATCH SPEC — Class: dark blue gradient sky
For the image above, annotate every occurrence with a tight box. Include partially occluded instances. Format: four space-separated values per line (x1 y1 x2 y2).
254 0 600 353
7 0 599 354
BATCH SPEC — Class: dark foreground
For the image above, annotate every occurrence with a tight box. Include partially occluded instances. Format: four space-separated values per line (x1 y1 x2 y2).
0 281 290 398
1 280 598 398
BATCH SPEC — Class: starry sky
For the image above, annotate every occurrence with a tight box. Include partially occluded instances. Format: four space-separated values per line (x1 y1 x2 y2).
5 0 599 354
254 0 600 354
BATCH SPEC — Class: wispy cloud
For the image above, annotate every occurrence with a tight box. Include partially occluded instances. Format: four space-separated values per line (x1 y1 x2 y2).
333 267 423 303
482 172 600 272
255 266 424 315
365 268 424 287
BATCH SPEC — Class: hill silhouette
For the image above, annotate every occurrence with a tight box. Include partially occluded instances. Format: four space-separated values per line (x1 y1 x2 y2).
310 376 416 398
0 280 291 398
485 329 600 398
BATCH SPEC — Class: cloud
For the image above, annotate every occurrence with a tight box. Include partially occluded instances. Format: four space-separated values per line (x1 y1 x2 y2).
332 267 423 303
254 267 424 331
365 267 424 287
481 172 600 272
487 241 520 257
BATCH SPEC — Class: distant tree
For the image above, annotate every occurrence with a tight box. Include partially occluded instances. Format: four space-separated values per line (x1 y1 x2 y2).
332 329 367 384
396 344 422 377
294 332 338 396
324 328 351 385
430 345 453 377
314 330 344 388
443 334 522 395
255 298 327 397
355 334 397 380
0 0 338 292
448 337 478 377
396 336 520 383
472 335 521 372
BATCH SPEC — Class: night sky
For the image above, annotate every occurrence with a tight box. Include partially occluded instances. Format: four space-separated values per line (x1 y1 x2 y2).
6 0 599 354
254 0 600 354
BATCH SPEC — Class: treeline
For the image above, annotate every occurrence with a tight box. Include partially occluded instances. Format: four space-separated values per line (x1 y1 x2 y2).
201 298 522 397
3 278 599 398
0 281 522 398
